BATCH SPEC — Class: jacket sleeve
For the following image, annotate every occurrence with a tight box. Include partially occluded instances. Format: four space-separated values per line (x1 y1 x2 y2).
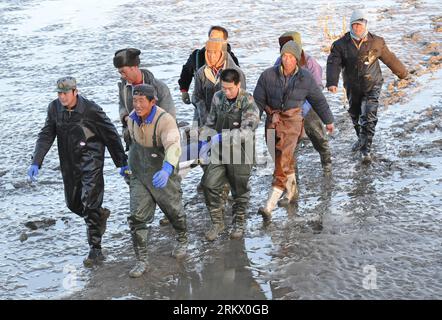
118 81 129 126
191 71 209 125
90 104 127 168
178 49 198 92
379 38 408 79
306 75 334 125
239 68 247 90
307 56 324 89
32 103 57 167
326 41 343 88
235 94 260 141
153 78 176 119
158 113 182 168
203 94 218 130
229 51 240 67
253 72 267 117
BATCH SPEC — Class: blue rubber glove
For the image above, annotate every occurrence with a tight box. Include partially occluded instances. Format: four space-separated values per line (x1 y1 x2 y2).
210 133 222 144
119 165 131 177
198 140 211 164
152 161 174 188
27 164 39 182
302 100 312 118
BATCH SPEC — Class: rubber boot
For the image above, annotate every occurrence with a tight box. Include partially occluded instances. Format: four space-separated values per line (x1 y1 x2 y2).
172 231 188 259
159 215 170 226
83 247 106 268
278 174 298 207
205 208 225 241
359 129 372 163
129 232 148 278
351 139 362 152
320 154 332 174
361 150 372 163
258 187 283 223
230 212 245 240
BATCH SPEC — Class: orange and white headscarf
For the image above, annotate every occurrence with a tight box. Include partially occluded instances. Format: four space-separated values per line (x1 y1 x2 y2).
205 38 227 70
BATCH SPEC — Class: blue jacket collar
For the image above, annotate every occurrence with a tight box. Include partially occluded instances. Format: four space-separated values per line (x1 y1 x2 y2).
129 105 157 126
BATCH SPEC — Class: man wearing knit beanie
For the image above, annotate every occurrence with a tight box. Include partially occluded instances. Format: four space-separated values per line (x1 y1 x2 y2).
280 40 302 65
326 9 408 163
275 31 333 186
254 41 335 223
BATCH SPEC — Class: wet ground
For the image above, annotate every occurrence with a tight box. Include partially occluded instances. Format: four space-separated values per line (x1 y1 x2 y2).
0 0 441 299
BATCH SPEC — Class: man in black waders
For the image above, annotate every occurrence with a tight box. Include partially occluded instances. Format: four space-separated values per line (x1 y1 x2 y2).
120 84 188 278
199 69 259 241
27 77 128 268
326 9 408 163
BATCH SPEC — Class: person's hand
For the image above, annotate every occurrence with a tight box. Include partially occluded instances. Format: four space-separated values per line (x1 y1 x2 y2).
152 162 174 188
210 133 222 144
119 165 131 177
325 123 335 135
181 91 191 105
327 86 338 93
27 164 39 182
198 141 211 165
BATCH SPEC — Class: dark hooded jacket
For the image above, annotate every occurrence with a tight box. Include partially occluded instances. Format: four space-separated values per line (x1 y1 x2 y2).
326 32 408 93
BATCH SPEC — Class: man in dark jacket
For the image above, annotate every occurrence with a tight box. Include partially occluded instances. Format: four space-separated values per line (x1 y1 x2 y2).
277 31 332 175
27 77 128 268
326 9 408 162
179 26 239 108
254 41 335 222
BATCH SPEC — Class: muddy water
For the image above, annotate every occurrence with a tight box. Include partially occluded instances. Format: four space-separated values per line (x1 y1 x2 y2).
0 0 441 299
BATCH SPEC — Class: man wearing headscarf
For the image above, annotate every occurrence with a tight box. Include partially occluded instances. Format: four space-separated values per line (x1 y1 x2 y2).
326 9 408 162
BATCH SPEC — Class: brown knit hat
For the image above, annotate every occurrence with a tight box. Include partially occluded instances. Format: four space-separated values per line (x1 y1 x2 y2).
278 31 302 50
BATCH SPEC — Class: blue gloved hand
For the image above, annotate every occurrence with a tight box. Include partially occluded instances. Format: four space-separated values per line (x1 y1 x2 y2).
119 165 131 177
302 100 312 118
198 140 211 164
210 133 222 144
27 164 39 182
152 161 174 188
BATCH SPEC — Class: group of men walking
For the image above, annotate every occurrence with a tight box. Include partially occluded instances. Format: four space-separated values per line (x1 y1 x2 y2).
27 10 407 278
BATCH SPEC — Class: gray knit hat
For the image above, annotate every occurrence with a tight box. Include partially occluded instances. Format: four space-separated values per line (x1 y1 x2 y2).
350 9 368 25
280 40 302 62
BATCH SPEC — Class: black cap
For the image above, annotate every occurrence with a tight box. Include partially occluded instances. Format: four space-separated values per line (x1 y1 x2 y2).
113 48 141 68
